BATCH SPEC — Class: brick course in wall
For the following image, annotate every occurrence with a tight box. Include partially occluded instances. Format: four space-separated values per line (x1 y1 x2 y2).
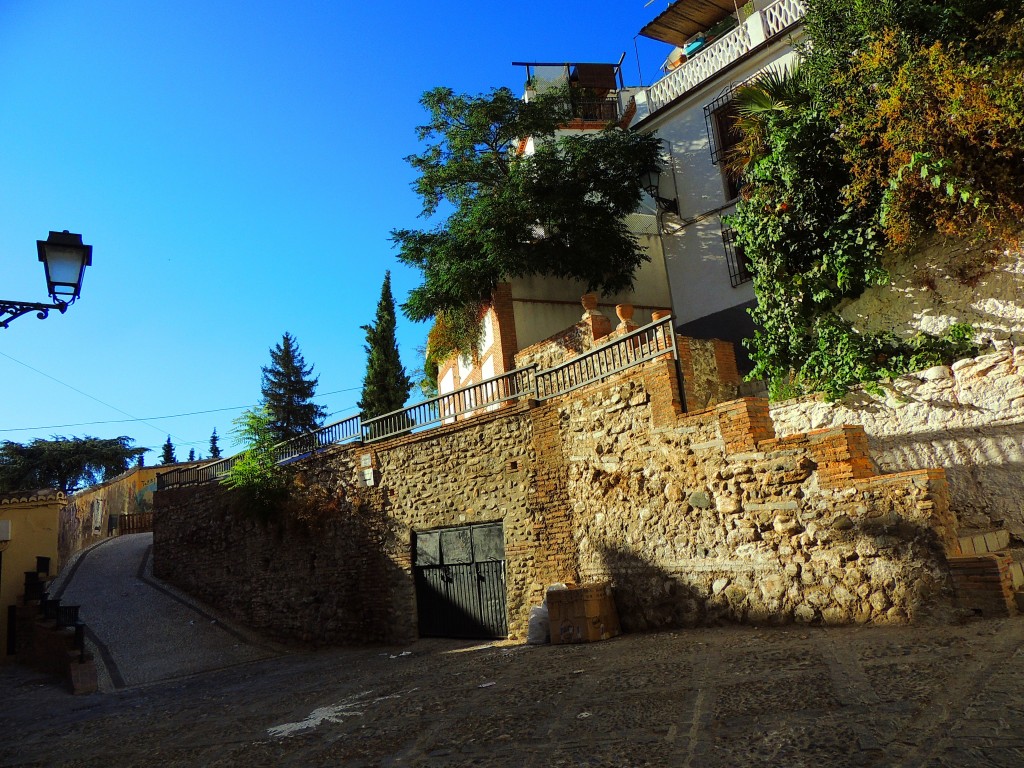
155 358 963 645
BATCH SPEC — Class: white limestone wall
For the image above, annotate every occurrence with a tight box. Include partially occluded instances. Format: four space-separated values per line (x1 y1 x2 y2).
770 348 1024 539
838 236 1024 348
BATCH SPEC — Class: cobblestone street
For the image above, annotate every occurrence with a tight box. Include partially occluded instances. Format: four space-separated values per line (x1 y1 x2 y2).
3 610 1024 765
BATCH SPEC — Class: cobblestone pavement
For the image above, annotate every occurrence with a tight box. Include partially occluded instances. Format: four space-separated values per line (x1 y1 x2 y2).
51 533 281 689
2 538 1023 766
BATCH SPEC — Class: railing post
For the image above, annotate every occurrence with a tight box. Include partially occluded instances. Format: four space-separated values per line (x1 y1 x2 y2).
747 6 767 45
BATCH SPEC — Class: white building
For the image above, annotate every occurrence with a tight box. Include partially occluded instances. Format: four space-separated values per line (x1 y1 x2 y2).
435 0 806 395
631 0 807 370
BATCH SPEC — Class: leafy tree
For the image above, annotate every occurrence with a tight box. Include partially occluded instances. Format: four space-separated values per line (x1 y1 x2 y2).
359 271 413 419
393 86 663 349
222 406 288 518
0 436 147 494
209 428 222 459
260 332 327 442
160 436 176 465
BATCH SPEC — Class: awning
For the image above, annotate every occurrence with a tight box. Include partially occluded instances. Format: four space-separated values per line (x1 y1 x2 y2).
639 0 739 46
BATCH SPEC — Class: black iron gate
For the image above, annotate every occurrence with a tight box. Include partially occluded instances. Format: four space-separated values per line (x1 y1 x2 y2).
414 522 507 639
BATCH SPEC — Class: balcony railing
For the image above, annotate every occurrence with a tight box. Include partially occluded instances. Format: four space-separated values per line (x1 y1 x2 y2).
645 0 806 115
158 315 679 489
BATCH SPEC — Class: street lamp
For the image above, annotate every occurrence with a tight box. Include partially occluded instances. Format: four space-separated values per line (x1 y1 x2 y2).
642 169 679 216
1 231 92 329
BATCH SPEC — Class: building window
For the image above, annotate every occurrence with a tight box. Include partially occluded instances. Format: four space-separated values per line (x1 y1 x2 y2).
704 85 744 200
722 227 752 287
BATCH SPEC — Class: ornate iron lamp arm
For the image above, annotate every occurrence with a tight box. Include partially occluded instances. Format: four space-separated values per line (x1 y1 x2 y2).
0 299 68 329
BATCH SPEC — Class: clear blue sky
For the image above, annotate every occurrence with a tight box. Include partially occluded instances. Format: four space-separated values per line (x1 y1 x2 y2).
0 1 672 459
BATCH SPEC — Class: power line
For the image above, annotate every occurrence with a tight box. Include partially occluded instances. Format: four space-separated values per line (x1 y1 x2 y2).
0 370 362 436
0 349 188 444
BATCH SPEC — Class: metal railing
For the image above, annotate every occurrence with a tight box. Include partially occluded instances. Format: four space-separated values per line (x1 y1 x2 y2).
645 0 806 114
536 316 677 400
362 366 536 443
158 415 361 489
159 315 678 488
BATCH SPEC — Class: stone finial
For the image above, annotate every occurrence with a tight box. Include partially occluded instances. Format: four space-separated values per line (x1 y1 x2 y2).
615 303 637 332
581 292 599 316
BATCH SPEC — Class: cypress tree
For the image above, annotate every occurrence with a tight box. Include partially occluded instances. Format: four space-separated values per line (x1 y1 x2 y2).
160 436 176 465
359 271 413 419
260 332 326 441
209 428 222 459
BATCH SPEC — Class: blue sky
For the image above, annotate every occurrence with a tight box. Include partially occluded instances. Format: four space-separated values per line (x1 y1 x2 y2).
0 1 672 459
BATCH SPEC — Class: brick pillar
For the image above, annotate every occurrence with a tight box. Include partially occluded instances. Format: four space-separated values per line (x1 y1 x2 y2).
528 404 579 598
715 398 775 454
712 339 740 388
643 358 684 428
806 426 876 486
490 283 519 374
583 310 611 343
677 337 698 411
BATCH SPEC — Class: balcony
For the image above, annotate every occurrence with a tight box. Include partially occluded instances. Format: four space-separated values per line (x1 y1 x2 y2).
642 0 806 116
516 60 626 125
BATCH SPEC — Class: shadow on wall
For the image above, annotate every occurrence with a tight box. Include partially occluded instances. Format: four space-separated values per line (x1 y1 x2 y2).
838 236 1024 346
593 509 953 630
594 542 708 631
154 475 416 646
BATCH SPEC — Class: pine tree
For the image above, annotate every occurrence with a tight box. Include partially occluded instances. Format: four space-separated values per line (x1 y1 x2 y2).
187 448 196 462
160 436 176 465
359 271 413 419
260 332 327 442
209 428 222 459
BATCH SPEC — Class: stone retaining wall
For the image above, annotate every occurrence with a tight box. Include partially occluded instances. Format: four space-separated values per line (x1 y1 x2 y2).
770 348 1024 539
155 360 958 645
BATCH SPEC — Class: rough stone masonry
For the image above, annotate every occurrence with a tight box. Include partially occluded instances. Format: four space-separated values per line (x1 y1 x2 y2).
155 358 958 645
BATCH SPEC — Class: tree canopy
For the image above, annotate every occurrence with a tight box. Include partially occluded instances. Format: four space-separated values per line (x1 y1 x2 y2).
260 332 326 441
222 406 289 518
393 86 663 338
0 436 147 495
359 271 412 419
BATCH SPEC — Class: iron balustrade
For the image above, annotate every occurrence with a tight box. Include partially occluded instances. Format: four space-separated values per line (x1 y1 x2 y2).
535 316 678 400
157 414 362 489
361 367 537 443
157 316 678 487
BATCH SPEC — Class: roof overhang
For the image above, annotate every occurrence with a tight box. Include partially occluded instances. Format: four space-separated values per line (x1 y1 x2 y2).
640 0 739 46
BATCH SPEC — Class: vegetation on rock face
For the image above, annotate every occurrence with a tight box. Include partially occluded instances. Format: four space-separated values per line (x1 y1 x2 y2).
260 332 326 441
394 85 663 357
728 0 1021 399
0 436 147 494
359 271 413 419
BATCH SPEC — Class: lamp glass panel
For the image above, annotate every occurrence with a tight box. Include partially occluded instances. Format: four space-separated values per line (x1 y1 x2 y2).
44 246 85 293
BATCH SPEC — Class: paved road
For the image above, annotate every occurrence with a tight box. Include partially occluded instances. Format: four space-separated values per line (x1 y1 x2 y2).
52 533 281 690
3 581 1024 766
